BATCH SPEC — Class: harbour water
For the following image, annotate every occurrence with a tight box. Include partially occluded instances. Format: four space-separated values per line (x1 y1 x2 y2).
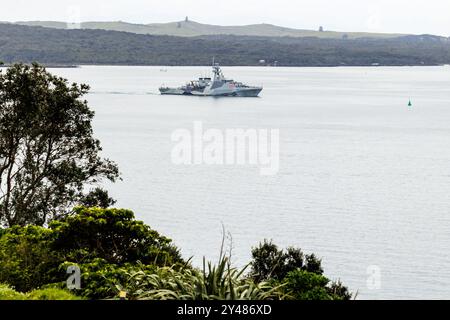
47 65 450 300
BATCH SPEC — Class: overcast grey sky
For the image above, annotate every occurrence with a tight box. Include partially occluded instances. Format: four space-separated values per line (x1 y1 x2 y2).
1 0 449 36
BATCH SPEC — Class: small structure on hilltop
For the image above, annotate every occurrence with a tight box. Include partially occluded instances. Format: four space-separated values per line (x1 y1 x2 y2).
67 22 81 30
319 26 324 32
185 16 189 23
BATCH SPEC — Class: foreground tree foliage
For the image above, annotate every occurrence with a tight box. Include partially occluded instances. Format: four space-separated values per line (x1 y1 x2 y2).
117 256 286 300
0 207 184 295
0 64 119 227
79 187 117 209
0 225 58 292
0 207 352 300
249 241 352 300
0 64 352 300
50 207 183 266
113 242 352 301
250 240 323 282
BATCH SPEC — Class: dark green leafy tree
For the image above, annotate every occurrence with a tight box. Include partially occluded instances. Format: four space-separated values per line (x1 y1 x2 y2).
284 270 353 300
327 279 353 300
79 188 117 208
250 240 352 300
0 207 184 295
250 240 323 282
284 269 331 300
0 63 119 227
50 207 184 266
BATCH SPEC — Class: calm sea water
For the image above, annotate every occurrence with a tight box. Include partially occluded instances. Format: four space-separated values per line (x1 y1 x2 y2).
47 65 450 300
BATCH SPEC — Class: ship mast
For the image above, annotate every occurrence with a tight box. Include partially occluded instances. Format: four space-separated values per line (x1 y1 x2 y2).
212 58 225 81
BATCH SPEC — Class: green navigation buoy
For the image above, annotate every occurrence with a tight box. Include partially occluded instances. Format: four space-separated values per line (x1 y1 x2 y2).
408 100 412 107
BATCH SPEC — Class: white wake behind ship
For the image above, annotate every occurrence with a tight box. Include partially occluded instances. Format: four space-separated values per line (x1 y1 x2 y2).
159 63 263 97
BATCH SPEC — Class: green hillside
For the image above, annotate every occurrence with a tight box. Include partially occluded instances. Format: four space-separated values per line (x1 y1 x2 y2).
14 20 405 39
1 24 449 67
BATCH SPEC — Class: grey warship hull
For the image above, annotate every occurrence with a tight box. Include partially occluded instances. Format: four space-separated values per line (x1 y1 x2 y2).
191 87 262 97
159 63 263 97
159 87 262 97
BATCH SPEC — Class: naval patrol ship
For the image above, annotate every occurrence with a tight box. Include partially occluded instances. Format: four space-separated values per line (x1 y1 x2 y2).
159 63 263 97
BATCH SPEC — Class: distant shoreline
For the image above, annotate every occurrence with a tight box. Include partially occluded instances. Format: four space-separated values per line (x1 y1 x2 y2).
2 63 448 68
53 63 449 68
1 64 79 68
2 23 450 68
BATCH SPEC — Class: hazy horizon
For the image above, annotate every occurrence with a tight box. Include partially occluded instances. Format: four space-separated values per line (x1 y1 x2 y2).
0 0 449 37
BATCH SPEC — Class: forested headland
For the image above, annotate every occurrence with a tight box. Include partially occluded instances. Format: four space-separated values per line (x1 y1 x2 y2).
1 23 449 66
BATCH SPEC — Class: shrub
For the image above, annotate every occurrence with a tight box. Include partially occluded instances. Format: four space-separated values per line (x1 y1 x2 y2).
60 259 157 299
0 211 352 301
250 240 323 282
283 270 352 300
327 280 353 300
120 256 285 300
250 241 352 300
0 207 184 297
0 226 62 292
50 207 184 267
283 270 332 300
0 284 26 300
26 288 83 300
0 284 82 300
